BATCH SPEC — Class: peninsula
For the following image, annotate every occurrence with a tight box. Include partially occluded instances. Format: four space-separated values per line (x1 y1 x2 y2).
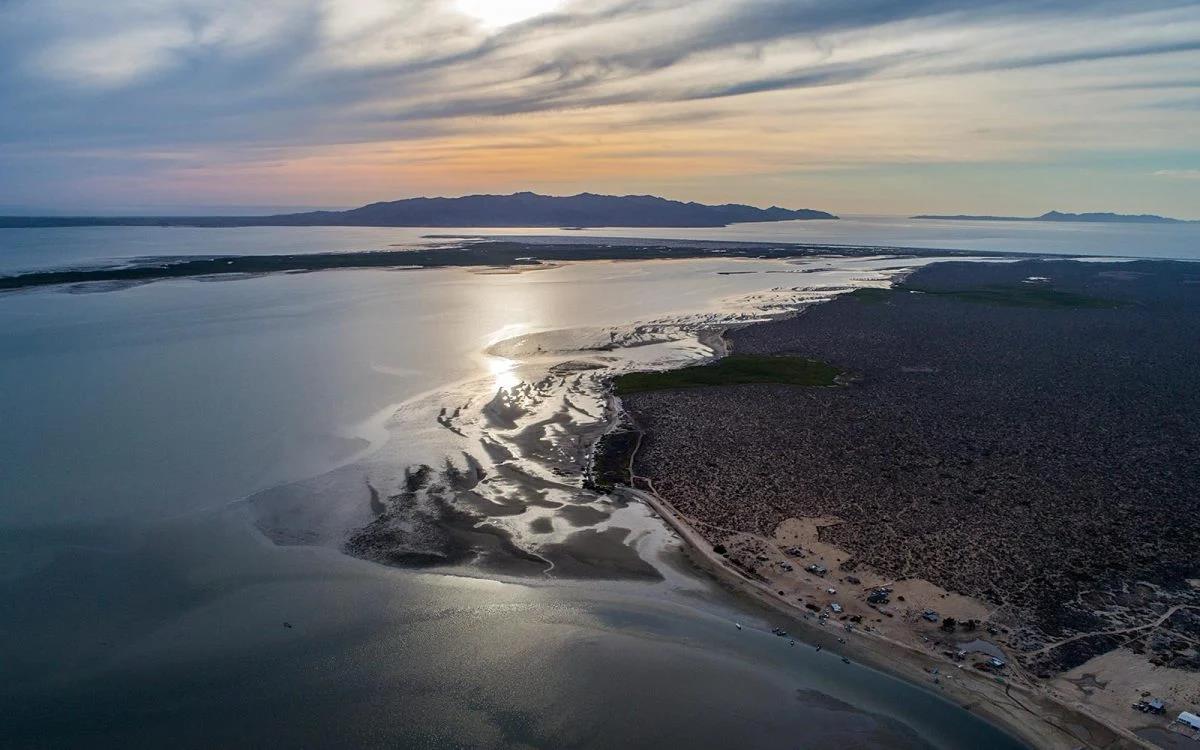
0 192 836 229
603 258 1200 748
913 210 1192 224
0 239 1014 292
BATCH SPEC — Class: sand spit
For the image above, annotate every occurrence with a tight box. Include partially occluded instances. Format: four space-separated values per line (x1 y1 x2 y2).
250 256 923 579
247 254 1071 743
0 239 1022 292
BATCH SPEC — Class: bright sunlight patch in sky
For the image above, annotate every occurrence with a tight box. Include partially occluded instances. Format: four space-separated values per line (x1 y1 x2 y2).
456 0 563 28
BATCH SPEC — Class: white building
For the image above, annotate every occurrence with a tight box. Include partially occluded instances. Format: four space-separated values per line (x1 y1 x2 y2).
1176 712 1200 732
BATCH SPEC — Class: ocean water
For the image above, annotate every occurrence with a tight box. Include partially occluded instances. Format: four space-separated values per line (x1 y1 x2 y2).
0 251 1029 748
1 257 894 526
1 215 1198 275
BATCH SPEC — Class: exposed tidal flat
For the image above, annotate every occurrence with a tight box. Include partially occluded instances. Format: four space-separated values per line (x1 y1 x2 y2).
0 251 1026 748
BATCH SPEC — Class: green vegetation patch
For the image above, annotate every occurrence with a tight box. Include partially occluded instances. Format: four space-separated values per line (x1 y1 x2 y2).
847 287 895 303
613 355 841 395
904 284 1125 309
586 430 639 491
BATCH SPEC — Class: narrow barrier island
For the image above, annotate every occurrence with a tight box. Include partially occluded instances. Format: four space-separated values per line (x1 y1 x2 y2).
0 240 1023 292
611 355 841 395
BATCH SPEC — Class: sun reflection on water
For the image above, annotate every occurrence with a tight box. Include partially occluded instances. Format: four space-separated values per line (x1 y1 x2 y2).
483 322 531 391
486 355 521 391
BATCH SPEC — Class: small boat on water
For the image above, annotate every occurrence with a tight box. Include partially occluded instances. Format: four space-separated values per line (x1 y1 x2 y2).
735 623 742 630
841 657 851 664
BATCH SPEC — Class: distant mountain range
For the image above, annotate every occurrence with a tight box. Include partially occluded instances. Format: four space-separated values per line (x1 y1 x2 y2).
0 192 836 229
912 210 1193 224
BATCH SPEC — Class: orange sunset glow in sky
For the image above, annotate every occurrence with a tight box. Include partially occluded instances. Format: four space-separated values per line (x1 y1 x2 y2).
1 0 1198 216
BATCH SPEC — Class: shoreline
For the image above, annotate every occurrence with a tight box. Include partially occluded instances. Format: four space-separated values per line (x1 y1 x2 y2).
603 286 1157 749
0 239 1031 292
624 476 1141 749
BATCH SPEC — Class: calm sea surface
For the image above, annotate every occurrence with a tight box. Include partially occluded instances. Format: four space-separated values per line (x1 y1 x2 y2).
1 215 1198 275
6 218 1180 748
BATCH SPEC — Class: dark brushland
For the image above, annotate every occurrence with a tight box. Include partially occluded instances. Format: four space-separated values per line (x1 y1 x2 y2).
0 191 835 229
613 355 841 395
913 209 1192 224
0 240 1017 292
615 259 1200 683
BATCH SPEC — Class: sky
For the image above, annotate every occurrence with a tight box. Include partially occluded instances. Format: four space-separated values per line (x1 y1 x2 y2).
1 0 1198 217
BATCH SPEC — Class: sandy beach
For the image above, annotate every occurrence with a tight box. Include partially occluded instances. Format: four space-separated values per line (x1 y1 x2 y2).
624 474 1144 749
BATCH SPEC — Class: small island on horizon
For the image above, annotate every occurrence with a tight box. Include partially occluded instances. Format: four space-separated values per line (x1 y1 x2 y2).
913 209 1194 224
0 191 837 229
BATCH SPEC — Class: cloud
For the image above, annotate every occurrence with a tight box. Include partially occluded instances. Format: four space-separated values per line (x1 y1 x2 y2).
0 0 1197 210
1154 169 1200 179
938 38 1200 75
674 54 920 101
33 25 192 88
